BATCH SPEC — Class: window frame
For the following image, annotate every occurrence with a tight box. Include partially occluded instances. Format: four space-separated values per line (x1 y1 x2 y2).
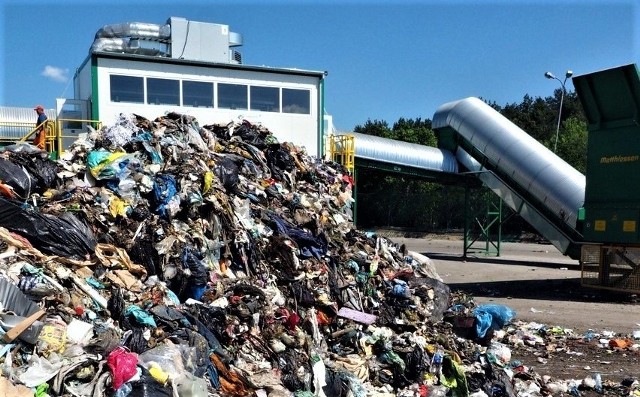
147 77 180 106
218 83 248 110
250 85 280 112
110 75 144 104
182 80 214 108
282 88 311 114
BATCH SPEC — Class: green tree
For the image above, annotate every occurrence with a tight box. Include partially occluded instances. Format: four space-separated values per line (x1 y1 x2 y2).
498 91 585 144
391 118 436 146
554 116 588 174
353 119 391 138
501 95 554 142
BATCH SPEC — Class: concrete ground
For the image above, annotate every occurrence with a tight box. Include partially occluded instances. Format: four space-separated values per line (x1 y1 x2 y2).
388 237 640 336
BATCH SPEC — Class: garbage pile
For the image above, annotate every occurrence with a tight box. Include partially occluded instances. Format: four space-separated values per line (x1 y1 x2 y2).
0 113 637 397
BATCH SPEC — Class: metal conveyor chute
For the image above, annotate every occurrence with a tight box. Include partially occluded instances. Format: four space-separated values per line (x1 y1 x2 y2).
432 97 585 258
339 97 584 257
349 132 458 173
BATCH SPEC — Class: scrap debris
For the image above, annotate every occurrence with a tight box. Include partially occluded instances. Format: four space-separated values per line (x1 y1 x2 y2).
0 112 637 396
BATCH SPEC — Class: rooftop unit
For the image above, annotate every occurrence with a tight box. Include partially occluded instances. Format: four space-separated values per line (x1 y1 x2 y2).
90 16 243 64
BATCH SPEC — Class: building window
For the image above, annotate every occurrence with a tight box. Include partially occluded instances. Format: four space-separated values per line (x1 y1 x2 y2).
147 78 180 105
110 75 144 103
282 88 310 114
183 81 214 108
250 86 279 112
218 83 248 110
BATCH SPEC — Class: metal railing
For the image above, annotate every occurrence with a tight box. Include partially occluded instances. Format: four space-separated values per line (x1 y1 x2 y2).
1 118 102 158
1 120 50 143
54 118 103 156
329 134 355 175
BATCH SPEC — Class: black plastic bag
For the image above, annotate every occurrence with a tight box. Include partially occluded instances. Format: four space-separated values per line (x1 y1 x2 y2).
0 158 33 198
279 350 311 391
0 197 96 259
128 370 173 397
322 369 350 397
234 119 268 148
7 152 58 192
213 156 240 192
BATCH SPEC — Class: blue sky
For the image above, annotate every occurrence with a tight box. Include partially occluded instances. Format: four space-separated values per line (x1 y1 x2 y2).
1 0 638 132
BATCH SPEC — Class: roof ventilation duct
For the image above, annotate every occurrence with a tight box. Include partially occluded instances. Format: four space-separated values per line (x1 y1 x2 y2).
90 22 170 56
89 17 243 64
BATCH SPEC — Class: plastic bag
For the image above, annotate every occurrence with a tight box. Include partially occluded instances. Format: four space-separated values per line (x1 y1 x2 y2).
213 157 240 192
37 316 67 355
128 371 172 397
6 152 58 193
473 304 516 338
124 305 157 328
17 354 64 388
174 372 208 397
108 346 139 390
87 150 124 178
152 174 180 219
137 340 184 380
486 341 512 367
0 159 32 198
181 246 208 299
0 197 96 259
139 137 163 164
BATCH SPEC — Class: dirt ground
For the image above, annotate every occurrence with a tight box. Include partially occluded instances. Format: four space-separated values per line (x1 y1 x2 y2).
383 235 640 386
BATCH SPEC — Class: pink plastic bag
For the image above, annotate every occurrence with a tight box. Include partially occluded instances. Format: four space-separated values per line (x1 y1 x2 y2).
107 346 139 389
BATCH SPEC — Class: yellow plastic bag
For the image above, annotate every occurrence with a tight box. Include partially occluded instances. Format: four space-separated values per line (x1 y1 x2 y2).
37 317 67 356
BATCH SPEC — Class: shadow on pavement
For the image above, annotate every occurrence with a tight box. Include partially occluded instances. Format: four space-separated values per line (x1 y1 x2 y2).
425 253 578 270
424 253 637 304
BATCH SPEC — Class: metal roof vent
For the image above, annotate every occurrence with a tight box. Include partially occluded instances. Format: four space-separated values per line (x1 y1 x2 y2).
230 50 242 64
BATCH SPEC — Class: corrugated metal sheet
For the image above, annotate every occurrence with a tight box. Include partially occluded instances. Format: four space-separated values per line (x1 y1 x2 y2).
350 132 458 173
433 97 585 229
0 106 56 140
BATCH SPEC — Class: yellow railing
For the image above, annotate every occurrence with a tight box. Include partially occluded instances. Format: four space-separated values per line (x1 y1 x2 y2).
329 134 355 174
1 118 102 158
54 118 102 157
0 120 49 143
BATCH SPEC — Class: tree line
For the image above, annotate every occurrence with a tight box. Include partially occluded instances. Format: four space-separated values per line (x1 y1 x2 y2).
352 89 587 236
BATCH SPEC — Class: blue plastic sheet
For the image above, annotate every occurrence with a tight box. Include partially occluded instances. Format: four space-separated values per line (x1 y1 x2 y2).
135 132 163 164
124 305 157 328
207 362 221 390
152 175 180 219
473 304 516 338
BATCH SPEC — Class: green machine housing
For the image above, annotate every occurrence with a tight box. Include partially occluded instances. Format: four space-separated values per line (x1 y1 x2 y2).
573 63 640 292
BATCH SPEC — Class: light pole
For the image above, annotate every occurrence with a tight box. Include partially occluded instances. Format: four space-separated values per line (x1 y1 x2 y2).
545 70 573 153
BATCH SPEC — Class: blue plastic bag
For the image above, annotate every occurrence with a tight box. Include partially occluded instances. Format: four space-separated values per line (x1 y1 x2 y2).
473 304 516 338
124 305 157 328
152 174 180 219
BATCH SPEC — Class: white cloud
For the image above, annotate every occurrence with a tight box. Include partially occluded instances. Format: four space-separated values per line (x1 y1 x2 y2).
41 65 69 83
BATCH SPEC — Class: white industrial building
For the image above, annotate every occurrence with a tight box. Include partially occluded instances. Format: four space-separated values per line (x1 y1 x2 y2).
64 16 328 155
